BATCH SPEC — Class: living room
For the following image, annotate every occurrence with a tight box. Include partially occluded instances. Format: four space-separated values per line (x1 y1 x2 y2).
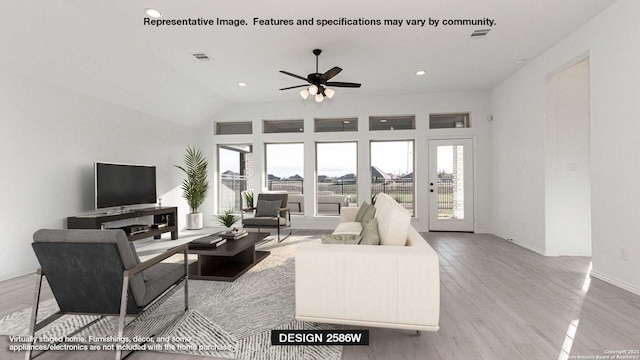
1 1 639 359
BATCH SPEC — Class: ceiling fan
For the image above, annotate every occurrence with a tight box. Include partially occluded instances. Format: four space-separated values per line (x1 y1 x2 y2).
279 49 361 102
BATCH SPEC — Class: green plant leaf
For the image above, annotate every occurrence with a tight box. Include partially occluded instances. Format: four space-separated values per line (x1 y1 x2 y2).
214 209 240 227
175 146 209 213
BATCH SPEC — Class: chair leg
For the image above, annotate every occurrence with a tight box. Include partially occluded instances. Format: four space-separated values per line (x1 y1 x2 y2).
25 270 44 360
183 250 189 311
277 225 292 243
116 274 130 360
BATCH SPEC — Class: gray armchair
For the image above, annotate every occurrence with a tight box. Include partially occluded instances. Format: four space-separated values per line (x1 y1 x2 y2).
242 193 291 242
28 229 189 360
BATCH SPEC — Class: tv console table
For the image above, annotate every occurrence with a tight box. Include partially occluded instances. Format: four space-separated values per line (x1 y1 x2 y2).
67 206 178 241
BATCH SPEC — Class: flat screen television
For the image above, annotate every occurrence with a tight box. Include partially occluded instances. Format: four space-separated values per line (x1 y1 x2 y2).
95 162 157 209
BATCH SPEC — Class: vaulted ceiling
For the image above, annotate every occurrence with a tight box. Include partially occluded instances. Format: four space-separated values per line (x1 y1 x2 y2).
1 0 616 127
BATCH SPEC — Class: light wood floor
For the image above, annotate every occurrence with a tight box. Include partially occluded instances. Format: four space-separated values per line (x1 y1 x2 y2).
1 232 639 359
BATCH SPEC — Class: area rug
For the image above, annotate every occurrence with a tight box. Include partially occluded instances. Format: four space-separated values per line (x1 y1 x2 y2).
0 236 343 360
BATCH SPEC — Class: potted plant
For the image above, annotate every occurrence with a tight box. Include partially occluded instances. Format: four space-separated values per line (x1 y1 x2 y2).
215 209 240 231
243 189 254 209
175 146 209 230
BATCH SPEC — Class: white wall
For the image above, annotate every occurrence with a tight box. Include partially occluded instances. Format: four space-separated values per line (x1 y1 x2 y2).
0 70 199 280
544 58 591 256
205 91 492 233
490 0 640 294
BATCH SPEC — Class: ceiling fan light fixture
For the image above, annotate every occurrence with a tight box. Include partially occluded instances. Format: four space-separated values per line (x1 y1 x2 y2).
279 49 361 102
324 88 335 99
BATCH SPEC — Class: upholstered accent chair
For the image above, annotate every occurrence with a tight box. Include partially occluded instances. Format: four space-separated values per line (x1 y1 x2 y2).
28 229 189 360
242 193 291 242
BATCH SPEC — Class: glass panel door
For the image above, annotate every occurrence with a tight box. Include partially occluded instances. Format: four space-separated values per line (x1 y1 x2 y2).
428 139 474 231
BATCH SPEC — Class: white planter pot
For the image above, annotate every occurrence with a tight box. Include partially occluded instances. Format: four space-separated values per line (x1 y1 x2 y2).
186 212 204 230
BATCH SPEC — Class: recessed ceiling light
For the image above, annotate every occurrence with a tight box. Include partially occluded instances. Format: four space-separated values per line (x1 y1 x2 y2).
515 58 530 65
380 119 388 123
238 82 247 87
144 8 162 18
416 70 426 76
343 120 350 124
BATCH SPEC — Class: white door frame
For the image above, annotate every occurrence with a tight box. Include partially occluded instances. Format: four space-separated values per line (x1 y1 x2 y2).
427 137 476 232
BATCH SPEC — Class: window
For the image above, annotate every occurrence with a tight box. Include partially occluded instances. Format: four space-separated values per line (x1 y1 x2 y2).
370 141 415 215
429 113 470 129
216 122 252 135
263 119 304 133
316 142 357 216
369 115 415 131
314 117 358 132
218 144 252 211
265 143 305 214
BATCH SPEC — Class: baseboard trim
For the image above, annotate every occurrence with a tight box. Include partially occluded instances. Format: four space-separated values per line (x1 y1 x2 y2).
491 232 556 256
514 240 558 256
0 267 37 282
591 270 640 296
558 251 591 257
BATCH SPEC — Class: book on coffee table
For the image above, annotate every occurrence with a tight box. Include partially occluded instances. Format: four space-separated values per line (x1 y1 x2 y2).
212 239 226 247
192 233 224 245
220 230 248 240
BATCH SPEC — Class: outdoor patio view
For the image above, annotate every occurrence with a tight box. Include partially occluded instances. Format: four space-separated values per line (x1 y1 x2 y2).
219 142 457 218
370 141 414 215
314 142 357 215
218 145 252 212
435 145 463 220
266 143 304 213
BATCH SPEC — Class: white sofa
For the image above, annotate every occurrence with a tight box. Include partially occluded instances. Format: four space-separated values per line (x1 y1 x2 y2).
295 193 440 332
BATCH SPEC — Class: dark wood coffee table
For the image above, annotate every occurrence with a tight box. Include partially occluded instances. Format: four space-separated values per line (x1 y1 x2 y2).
188 232 269 281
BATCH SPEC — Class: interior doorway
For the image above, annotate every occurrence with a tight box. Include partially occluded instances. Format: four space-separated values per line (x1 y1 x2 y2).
544 57 591 256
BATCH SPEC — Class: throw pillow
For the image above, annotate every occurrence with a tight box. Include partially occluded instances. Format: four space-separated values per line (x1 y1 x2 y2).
359 218 380 245
321 234 362 245
255 199 282 217
360 204 376 224
354 202 370 222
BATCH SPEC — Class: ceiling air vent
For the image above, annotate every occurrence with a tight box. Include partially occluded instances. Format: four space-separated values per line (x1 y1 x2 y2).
470 29 491 38
191 53 211 61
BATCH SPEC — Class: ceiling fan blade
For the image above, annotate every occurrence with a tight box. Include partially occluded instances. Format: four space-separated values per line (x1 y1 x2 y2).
320 66 342 81
279 84 309 91
279 70 309 82
325 81 361 88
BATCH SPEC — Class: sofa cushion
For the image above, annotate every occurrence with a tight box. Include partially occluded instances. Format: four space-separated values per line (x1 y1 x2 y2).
321 234 362 245
375 194 410 246
360 218 380 245
360 204 376 225
141 263 185 306
355 202 369 222
333 222 362 235
255 199 281 217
